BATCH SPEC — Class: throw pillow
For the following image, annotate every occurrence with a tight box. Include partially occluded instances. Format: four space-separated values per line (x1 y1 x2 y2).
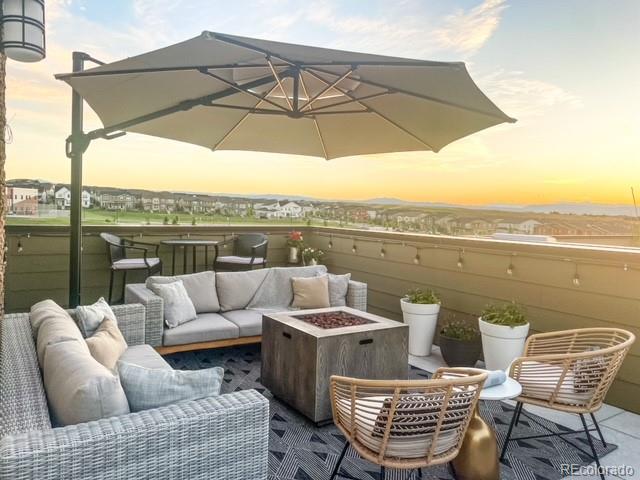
75 297 117 337
327 273 351 307
85 316 128 370
117 361 224 412
146 271 220 313
43 339 130 426
149 280 197 328
291 274 331 309
31 299 86 366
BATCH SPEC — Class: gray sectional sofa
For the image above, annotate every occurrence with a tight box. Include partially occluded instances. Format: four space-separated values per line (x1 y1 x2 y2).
0 303 269 480
125 265 368 352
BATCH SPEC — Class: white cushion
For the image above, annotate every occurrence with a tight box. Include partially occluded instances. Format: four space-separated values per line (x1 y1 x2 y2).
216 255 265 264
43 339 130 426
117 362 224 412
75 297 116 337
112 258 161 270
30 300 85 366
162 313 239 346
216 269 270 311
327 273 351 307
221 309 264 337
517 361 591 405
147 271 220 313
120 345 172 370
149 280 197 328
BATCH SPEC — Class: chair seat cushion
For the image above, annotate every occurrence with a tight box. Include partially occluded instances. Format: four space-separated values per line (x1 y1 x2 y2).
517 361 592 405
163 313 239 346
120 344 172 370
113 258 161 270
216 255 265 265
220 309 266 337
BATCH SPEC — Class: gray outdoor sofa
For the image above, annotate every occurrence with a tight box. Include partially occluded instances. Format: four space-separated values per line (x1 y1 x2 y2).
125 265 368 353
0 303 269 480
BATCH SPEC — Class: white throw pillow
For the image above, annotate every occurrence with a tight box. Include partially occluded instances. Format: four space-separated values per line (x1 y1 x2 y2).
76 297 117 337
327 273 351 307
150 280 197 328
117 361 224 412
44 339 130 426
146 271 220 313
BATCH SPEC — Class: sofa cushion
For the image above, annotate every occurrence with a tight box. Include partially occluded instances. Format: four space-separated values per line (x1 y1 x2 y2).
147 271 220 313
328 273 351 307
30 299 86 366
216 269 270 312
163 313 239 346
291 275 331 309
85 317 128 370
43 339 130 426
75 297 117 337
149 280 197 328
120 344 172 370
247 265 328 310
117 362 224 412
221 309 264 337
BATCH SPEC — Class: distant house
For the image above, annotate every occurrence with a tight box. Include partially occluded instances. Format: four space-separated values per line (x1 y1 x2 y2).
6 187 38 215
495 218 541 234
96 190 137 210
55 187 91 209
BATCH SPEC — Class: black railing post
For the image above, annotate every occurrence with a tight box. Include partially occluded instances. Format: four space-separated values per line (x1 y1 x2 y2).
68 51 87 308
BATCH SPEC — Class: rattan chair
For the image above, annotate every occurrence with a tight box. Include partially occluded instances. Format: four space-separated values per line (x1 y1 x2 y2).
500 328 635 479
101 232 162 303
329 368 488 479
213 233 268 271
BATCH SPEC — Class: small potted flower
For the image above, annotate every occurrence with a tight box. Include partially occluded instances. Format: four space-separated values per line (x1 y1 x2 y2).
479 303 529 370
400 288 440 356
286 231 304 263
302 247 325 266
439 321 481 367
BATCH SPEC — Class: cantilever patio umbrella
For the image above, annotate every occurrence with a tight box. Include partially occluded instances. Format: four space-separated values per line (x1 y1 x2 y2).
56 31 515 306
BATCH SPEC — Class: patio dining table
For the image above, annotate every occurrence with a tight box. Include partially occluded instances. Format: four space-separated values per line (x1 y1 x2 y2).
161 239 219 274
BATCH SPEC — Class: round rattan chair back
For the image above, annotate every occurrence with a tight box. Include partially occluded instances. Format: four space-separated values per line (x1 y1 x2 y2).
330 368 487 470
510 328 635 412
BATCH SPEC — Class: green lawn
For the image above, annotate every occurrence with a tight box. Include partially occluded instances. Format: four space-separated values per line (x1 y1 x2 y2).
6 209 342 227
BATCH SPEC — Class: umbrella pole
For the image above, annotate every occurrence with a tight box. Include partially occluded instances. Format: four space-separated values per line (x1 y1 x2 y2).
67 52 88 308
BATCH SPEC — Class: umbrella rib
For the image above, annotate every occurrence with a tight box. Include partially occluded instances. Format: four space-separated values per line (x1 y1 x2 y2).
199 69 288 112
300 73 329 159
303 68 435 150
300 68 354 112
267 58 293 111
303 90 390 114
306 65 516 123
213 83 281 150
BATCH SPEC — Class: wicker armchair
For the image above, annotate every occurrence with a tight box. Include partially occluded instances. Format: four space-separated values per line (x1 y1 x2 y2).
329 368 487 479
500 328 635 478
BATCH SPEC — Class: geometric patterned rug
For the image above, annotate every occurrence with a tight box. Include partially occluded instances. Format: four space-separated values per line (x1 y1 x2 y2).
164 344 616 480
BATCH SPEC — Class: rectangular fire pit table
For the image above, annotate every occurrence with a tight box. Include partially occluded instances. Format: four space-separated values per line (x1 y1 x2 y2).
261 307 409 424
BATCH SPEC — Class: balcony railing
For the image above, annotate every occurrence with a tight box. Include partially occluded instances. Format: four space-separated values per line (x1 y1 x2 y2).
4 224 639 414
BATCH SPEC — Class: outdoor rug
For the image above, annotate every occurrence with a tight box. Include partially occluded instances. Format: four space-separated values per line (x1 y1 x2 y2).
164 345 616 480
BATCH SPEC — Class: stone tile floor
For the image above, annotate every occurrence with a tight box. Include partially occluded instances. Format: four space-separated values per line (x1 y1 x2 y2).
409 347 639 480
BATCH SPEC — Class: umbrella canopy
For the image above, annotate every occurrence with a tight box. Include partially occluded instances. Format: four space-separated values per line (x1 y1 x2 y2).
57 31 515 159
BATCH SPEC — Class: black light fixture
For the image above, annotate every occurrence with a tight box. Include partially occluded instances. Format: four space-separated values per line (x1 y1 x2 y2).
1 0 46 63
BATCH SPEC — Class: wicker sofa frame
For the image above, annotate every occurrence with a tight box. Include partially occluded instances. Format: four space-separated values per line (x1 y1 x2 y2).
0 304 269 480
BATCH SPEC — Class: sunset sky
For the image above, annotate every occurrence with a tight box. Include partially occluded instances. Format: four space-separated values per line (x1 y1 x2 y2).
6 0 640 206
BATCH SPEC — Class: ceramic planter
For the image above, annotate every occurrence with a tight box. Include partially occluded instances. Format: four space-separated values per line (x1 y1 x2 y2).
439 335 481 367
478 317 530 370
288 246 299 263
400 298 440 356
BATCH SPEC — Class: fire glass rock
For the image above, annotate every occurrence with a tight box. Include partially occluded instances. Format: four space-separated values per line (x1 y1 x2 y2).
294 311 374 329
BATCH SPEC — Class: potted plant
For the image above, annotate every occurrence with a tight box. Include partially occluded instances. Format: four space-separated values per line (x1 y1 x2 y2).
302 247 324 266
479 303 529 370
400 288 441 356
439 321 481 367
286 231 304 263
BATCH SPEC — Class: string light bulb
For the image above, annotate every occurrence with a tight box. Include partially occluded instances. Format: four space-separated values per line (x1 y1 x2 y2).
351 240 357 254
17 240 23 253
457 249 464 269
379 244 386 258
328 236 333 249
623 263 629 272
572 264 580 286
414 252 421 265
506 253 515 276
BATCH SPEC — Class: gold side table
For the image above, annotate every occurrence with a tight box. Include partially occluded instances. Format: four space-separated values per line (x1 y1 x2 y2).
452 375 522 480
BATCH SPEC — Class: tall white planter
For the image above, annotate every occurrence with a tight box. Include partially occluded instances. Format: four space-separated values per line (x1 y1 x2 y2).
288 246 299 263
478 318 530 370
400 298 440 356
